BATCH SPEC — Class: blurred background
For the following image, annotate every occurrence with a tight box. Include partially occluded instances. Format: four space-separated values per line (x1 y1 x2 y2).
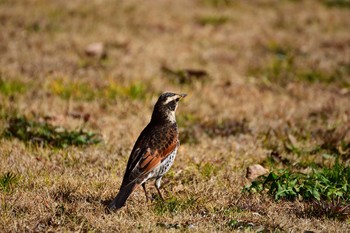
0 0 349 231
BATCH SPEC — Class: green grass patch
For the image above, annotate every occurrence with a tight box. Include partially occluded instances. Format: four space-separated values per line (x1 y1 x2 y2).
153 196 197 215
245 159 350 202
250 42 350 88
3 116 101 148
0 78 27 96
298 69 350 87
322 0 350 8
106 81 147 100
49 78 148 101
49 78 95 101
0 172 19 193
202 0 232 7
197 15 229 26
197 162 219 179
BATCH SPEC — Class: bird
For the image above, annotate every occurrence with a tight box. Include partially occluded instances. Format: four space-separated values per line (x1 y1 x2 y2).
108 92 187 211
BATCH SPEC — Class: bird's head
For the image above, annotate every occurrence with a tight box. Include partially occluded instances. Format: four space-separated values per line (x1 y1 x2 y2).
151 92 187 124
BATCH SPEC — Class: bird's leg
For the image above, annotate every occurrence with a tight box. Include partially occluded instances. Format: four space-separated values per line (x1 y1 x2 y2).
142 183 149 202
155 177 164 201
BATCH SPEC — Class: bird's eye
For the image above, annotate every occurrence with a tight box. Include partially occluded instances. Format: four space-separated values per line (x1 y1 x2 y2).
175 98 179 102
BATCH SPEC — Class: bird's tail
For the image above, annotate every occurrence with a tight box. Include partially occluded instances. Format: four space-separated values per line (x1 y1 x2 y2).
108 182 138 211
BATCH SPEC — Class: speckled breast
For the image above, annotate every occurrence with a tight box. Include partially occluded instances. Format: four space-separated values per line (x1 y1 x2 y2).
155 145 178 179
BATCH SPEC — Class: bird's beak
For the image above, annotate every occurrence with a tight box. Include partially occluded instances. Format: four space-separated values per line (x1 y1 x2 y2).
178 93 187 99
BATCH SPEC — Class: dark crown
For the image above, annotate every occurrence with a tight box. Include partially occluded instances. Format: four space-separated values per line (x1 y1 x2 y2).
151 92 186 124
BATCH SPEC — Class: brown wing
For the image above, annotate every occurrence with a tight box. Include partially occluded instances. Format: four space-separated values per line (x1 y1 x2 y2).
138 141 177 172
120 123 178 187
127 139 177 184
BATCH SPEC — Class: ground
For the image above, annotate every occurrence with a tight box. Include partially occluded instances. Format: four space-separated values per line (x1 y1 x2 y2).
0 0 349 232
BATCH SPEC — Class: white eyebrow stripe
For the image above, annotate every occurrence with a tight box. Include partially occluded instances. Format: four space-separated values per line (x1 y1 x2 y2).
163 95 178 105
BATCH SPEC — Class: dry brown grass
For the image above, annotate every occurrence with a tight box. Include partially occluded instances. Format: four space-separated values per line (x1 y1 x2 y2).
1 0 349 232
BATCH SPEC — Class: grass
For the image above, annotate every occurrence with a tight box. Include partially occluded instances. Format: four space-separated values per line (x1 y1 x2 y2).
197 162 219 179
196 15 229 26
153 195 197 215
48 78 148 101
161 66 209 85
226 219 255 231
201 118 250 138
301 199 350 220
202 0 232 7
0 78 27 96
245 159 350 202
3 116 101 148
260 114 350 160
250 42 350 88
0 172 19 193
0 0 350 232
179 116 250 144
48 78 96 101
322 0 350 8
